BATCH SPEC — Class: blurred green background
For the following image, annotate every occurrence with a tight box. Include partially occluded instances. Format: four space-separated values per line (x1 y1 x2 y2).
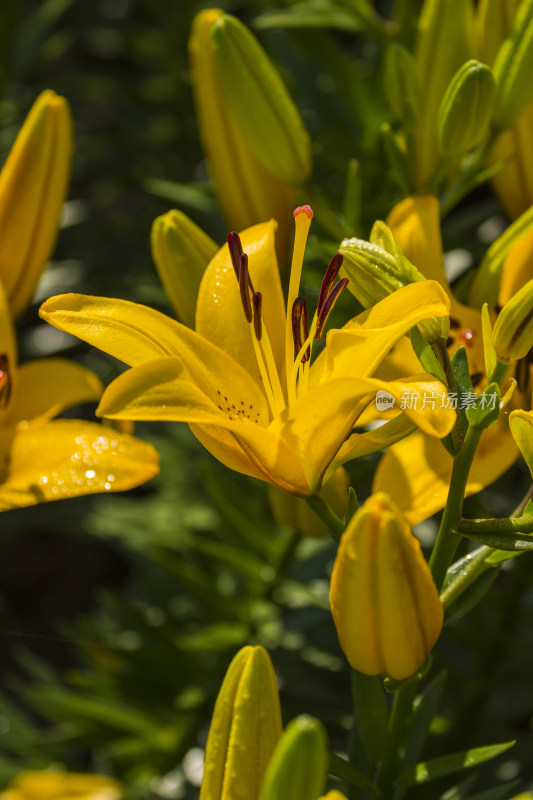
0 1 532 798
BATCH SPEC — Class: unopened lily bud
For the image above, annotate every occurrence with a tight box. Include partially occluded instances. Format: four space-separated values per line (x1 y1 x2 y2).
414 0 473 185
258 716 328 800
340 230 448 342
330 493 443 681
509 410 533 476
189 11 293 254
268 466 349 538
492 279 533 363
0 90 73 318
210 14 311 187
200 645 282 800
384 44 420 130
493 0 533 128
0 771 122 800
438 60 496 157
151 210 217 328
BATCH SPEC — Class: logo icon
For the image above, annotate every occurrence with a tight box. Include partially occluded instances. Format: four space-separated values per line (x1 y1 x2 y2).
375 390 395 412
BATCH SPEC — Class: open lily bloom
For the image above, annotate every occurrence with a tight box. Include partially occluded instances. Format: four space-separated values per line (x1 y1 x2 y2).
40 208 454 496
374 196 524 524
0 283 158 511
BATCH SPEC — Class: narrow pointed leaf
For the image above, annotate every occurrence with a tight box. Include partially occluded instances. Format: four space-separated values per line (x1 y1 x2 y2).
396 742 515 788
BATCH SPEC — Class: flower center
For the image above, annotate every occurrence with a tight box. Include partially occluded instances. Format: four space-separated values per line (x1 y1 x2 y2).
228 206 348 417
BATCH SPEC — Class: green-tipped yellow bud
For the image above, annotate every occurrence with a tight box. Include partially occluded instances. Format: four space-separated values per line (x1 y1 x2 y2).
151 210 217 328
493 0 533 128
340 228 448 342
0 771 122 800
258 716 328 800
330 493 443 681
510 410 533 477
210 14 311 187
438 60 496 157
0 90 73 318
492 279 533 363
384 44 420 130
268 466 349 539
189 11 293 254
200 645 282 800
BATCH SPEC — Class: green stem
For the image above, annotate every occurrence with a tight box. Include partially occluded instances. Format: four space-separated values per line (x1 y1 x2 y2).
376 684 417 797
456 515 533 535
305 494 344 543
440 546 492 610
512 483 533 517
429 425 484 591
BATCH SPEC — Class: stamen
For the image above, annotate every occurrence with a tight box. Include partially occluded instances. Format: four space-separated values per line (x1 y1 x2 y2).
228 232 243 279
253 292 262 340
239 253 253 323
317 253 343 315
285 206 314 381
0 354 10 407
291 297 310 363
315 278 349 340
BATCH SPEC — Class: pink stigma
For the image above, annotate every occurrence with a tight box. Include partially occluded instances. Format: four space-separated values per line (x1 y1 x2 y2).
293 205 314 220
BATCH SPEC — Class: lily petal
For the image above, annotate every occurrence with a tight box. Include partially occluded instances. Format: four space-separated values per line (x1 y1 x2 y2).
499 230 533 305
195 220 286 384
39 294 268 406
96 357 305 493
9 359 102 424
322 281 450 380
386 196 450 290
0 420 159 511
334 414 418 464
374 420 519 525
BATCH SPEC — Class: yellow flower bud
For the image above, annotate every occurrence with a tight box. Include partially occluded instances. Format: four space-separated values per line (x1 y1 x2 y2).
151 210 217 327
0 771 122 799
438 60 496 157
268 466 349 538
414 0 473 185
319 794 348 800
0 90 73 318
200 645 282 800
510 410 533 475
258 716 328 800
189 10 293 259
210 14 311 187
492 279 533 363
330 493 443 681
492 0 533 128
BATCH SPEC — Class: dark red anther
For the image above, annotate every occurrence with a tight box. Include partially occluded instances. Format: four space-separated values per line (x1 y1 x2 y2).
239 253 253 323
252 292 263 340
292 297 310 363
228 232 243 279
315 278 349 340
0 353 10 407
317 253 343 315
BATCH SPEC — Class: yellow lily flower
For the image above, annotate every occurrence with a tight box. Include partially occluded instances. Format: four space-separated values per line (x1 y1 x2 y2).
0 770 121 799
0 90 73 318
40 209 455 496
0 282 158 510
373 195 523 524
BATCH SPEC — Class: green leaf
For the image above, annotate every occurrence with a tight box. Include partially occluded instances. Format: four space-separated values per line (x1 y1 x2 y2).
396 742 515 787
459 529 533 552
466 383 500 430
328 753 377 793
401 671 447 774
351 670 389 765
254 2 367 32
444 569 498 626
410 326 447 384
463 779 521 800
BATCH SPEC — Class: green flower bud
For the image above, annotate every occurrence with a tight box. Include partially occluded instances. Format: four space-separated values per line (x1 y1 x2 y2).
330 493 443 681
493 0 533 128
340 226 448 342
151 210 217 328
438 60 496 157
492 279 533 363
258 716 328 800
210 14 311 187
384 44 420 130
200 646 282 800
